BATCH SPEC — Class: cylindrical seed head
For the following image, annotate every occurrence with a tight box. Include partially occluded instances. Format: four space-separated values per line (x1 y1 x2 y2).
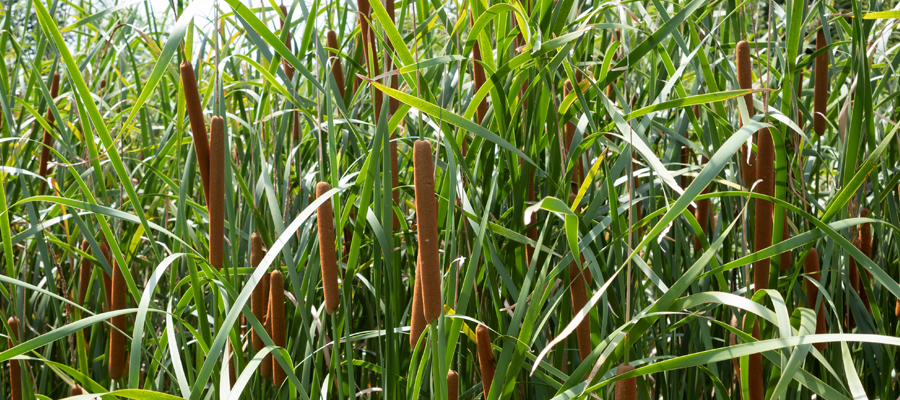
743 314 765 400
735 40 755 122
476 324 495 399
208 116 225 269
317 182 340 314
260 273 273 379
615 363 637 400
38 72 61 182
814 29 829 135
413 140 442 323
251 233 268 352
180 61 211 203
447 369 459 400
8 316 21 400
569 257 591 362
99 242 112 309
79 238 92 306
269 270 286 385
778 215 791 271
70 386 85 396
109 259 127 380
753 128 775 291
409 253 426 349
326 30 346 99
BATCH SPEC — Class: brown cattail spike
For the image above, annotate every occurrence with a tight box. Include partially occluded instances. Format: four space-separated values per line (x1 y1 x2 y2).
804 248 827 352
279 5 295 81
615 363 637 400
8 316 21 400
735 41 754 121
180 61 211 203
251 233 268 352
326 30 346 99
753 128 775 291
413 140 442 322
814 29 828 135
569 257 591 362
99 78 107 91
356 0 383 122
693 158 710 252
476 325 495 399
269 270 286 385
79 238 92 305
409 253 426 349
70 386 85 396
470 14 488 127
316 182 340 314
99 242 113 309
743 314 765 400
447 370 459 400
260 273 273 379
109 258 127 380
38 72 61 187
209 116 225 269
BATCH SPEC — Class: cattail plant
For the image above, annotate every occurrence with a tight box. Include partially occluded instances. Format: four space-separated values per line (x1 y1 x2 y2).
814 28 828 135
735 40 757 188
743 314 764 400
470 14 488 128
79 238 91 305
476 324 495 399
228 339 237 388
753 126 775 290
447 370 459 400
569 257 591 362
261 273 273 379
38 72 60 186
413 140 441 322
804 248 826 352
606 30 620 101
8 316 21 400
251 233 268 352
409 254 426 349
316 182 340 314
385 0 400 115
356 0 383 121
180 61 211 202
614 363 636 400
326 30 346 99
209 116 225 269
99 78 107 91
99 242 112 309
278 5 295 81
70 386 85 396
269 270 286 385
391 139 400 230
109 258 126 380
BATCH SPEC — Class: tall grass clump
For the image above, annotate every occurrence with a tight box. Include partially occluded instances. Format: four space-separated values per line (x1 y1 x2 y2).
6 0 900 398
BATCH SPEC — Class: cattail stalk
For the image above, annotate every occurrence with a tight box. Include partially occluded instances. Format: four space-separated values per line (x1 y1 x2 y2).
413 140 442 322
356 0 383 122
209 116 225 269
260 273 273 379
269 270 286 385
109 258 126 380
476 324 495 399
735 40 757 187
743 314 765 400
180 61 211 202
38 72 60 187
326 30 346 99
410 254 426 349
447 370 459 400
614 363 636 400
753 127 775 290
251 233 268 352
317 182 340 314
279 5 300 141
79 239 91 305
814 28 828 135
8 316 21 400
804 248 827 352
569 257 591 362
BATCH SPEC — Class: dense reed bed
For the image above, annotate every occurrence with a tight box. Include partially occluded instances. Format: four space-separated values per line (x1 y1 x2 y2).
2 0 900 398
